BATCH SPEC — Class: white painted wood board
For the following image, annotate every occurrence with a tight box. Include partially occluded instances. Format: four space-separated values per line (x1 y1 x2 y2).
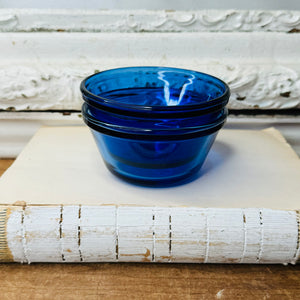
0 126 299 264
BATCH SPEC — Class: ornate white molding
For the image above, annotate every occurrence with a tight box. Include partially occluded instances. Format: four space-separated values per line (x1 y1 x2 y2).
0 9 299 159
226 65 300 109
0 9 299 33
0 22 298 110
0 64 90 111
1 63 299 111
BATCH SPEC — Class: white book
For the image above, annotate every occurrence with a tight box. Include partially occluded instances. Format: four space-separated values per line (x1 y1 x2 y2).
0 126 299 264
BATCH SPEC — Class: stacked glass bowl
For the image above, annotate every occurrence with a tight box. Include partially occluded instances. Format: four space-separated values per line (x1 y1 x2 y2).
80 67 230 186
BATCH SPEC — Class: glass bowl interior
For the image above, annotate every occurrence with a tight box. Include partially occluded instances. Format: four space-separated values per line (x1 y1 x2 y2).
81 67 230 113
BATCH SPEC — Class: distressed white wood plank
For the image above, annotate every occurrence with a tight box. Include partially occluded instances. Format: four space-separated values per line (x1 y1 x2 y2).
171 208 207 263
80 206 116 262
241 208 262 263
3 205 300 263
118 207 154 262
293 211 300 264
61 205 81 262
6 206 26 263
23 206 62 263
260 209 298 264
153 208 170 263
206 209 245 263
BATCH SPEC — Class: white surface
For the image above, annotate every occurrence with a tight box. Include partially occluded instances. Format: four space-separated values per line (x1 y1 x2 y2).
0 126 300 209
0 112 83 157
1 32 298 63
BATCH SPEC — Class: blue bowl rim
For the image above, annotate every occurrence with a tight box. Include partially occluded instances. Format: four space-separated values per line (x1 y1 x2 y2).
82 102 227 132
84 116 226 141
82 92 228 118
80 66 230 114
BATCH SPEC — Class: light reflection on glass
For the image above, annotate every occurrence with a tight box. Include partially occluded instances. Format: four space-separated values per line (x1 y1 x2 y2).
157 71 195 106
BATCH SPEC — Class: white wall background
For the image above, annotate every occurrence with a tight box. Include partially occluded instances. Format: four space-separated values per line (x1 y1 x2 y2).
0 0 300 10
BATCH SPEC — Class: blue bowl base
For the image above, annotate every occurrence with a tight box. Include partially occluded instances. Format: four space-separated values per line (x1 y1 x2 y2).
91 129 218 187
104 160 204 187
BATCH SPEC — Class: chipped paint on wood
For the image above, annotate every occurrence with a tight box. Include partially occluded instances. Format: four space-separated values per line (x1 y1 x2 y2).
0 206 13 262
2 205 300 264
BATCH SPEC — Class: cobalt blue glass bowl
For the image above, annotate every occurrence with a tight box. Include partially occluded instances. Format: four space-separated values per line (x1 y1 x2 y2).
80 67 230 186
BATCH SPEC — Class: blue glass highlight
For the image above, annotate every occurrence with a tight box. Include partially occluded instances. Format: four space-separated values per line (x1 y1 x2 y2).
80 67 230 186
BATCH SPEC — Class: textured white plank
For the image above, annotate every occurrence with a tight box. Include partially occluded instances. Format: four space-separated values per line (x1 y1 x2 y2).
118 207 154 262
153 208 170 263
80 206 116 262
23 206 61 263
61 205 81 262
6 207 25 263
260 209 298 264
4 205 300 264
241 208 261 263
205 209 245 263
171 208 207 263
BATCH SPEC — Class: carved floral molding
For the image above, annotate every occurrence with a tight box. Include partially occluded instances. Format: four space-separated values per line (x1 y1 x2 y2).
0 9 299 33
0 9 299 111
0 64 299 111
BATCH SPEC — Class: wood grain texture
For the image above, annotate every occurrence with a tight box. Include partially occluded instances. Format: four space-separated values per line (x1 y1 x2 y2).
1 159 300 299
0 159 14 177
0 263 299 299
